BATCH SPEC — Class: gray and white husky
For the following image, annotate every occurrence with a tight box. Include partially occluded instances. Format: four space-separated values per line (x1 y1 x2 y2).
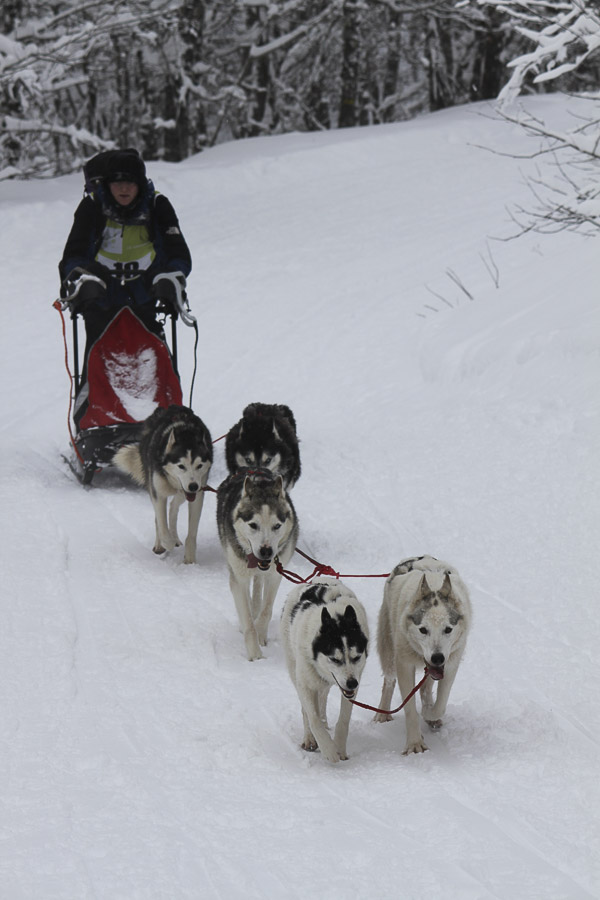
375 555 471 755
216 468 299 661
113 405 213 564
281 579 369 764
225 402 301 490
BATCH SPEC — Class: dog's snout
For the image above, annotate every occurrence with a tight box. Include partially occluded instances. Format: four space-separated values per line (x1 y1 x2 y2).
431 652 445 667
188 482 199 493
259 545 273 559
346 677 358 691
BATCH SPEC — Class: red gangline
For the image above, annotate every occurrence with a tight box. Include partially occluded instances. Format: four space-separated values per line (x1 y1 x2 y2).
277 546 390 584
348 669 433 716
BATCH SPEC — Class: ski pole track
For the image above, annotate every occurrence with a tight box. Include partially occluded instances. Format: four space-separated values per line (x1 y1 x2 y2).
472 580 588 662
439 793 598 900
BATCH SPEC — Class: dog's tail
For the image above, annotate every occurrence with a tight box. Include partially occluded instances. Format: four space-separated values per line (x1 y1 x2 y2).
113 444 146 486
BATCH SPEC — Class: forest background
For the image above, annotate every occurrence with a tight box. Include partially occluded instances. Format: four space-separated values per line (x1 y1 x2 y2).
4 0 600 182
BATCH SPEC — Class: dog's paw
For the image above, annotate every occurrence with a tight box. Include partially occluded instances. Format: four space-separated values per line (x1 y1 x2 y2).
245 638 264 662
153 544 165 555
403 738 429 755
426 718 443 731
320 747 342 764
301 739 319 752
183 538 196 564
374 712 393 723
256 629 268 647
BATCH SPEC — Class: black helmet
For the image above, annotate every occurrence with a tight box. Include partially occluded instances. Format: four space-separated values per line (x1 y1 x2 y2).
105 149 146 188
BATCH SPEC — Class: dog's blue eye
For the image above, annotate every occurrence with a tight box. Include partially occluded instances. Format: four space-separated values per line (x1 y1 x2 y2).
272 523 281 531
264 457 272 464
419 627 429 635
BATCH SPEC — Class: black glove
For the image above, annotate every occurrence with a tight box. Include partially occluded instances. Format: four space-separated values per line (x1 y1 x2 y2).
62 264 109 311
71 261 112 284
150 272 186 298
150 272 186 315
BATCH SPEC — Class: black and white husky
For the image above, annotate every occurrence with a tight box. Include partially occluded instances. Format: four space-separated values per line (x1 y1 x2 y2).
113 405 213 564
281 579 369 764
216 468 299 661
375 555 472 755
225 402 301 490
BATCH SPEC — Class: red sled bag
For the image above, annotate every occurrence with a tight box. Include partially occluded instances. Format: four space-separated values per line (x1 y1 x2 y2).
65 307 185 484
79 307 182 429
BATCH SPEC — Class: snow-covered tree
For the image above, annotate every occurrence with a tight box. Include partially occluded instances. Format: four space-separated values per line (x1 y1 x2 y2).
477 0 600 105
473 0 600 232
0 0 184 177
0 0 529 177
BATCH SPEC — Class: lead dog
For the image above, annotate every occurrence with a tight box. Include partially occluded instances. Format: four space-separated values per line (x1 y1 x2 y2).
281 579 369 764
217 468 299 660
113 405 212 564
375 556 471 755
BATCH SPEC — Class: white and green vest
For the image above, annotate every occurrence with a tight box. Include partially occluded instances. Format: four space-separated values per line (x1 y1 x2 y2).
95 218 156 281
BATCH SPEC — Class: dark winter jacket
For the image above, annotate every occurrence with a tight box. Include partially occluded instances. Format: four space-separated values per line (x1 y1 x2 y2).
59 181 192 286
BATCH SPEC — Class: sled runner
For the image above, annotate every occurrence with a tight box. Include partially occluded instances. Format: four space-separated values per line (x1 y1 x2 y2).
54 286 198 485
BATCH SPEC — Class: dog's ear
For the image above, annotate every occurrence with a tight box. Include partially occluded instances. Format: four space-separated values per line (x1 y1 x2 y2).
272 422 281 442
165 428 176 455
275 474 284 496
343 605 358 624
321 608 333 627
419 573 430 599
440 574 452 600
242 475 254 496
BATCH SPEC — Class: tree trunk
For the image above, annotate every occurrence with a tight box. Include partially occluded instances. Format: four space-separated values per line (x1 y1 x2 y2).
177 0 208 155
426 13 456 111
382 11 402 122
338 0 361 128
470 9 506 101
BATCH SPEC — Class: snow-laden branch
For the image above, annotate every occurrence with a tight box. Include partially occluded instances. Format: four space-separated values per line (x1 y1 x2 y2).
470 0 600 234
498 4 600 105
489 103 600 234
249 6 332 59
2 115 112 146
472 0 600 106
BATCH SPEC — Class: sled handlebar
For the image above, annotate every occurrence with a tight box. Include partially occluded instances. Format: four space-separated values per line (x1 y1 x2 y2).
152 272 197 329
59 271 197 328
59 273 107 317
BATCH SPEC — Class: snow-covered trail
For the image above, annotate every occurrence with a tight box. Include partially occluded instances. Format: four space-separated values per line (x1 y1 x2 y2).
0 97 598 899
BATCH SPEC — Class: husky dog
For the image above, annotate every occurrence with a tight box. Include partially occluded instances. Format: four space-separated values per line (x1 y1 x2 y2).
281 579 369 764
225 402 301 490
217 468 299 660
113 405 213 564
375 555 471 755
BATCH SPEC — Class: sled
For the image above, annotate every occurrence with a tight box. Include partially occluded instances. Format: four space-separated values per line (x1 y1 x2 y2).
54 290 198 485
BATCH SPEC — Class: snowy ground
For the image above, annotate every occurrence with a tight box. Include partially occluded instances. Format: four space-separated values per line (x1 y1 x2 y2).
0 95 598 899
